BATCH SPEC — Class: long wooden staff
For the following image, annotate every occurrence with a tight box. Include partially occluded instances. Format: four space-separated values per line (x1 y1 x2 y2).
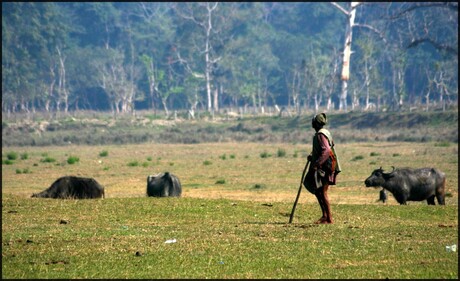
289 159 310 223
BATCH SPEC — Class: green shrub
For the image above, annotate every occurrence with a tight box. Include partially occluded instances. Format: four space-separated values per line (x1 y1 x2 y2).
351 155 364 161
67 156 80 164
99 150 109 157
16 168 31 174
434 142 450 147
127 161 139 167
215 179 226 184
253 183 266 189
3 159 14 165
260 151 271 158
370 152 381 157
7 152 18 160
147 156 153 161
230 154 236 159
142 162 150 167
277 148 286 157
20 153 29 160
203 160 212 166
393 153 400 157
41 157 56 163
219 154 227 160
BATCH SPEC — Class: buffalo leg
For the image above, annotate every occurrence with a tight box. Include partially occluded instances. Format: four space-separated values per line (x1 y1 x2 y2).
436 194 445 205
427 196 436 205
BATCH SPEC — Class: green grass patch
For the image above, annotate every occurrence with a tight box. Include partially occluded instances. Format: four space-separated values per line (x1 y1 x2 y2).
2 195 456 279
127 160 139 167
99 150 109 157
1 141 458 279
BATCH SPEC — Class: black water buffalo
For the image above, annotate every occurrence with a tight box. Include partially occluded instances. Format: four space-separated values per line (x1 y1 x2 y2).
364 167 446 205
32 176 105 199
147 172 182 197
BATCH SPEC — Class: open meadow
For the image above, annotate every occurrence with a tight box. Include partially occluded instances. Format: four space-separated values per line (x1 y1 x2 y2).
2 141 458 278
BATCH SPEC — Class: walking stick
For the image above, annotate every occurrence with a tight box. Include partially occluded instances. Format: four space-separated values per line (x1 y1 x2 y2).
289 159 310 223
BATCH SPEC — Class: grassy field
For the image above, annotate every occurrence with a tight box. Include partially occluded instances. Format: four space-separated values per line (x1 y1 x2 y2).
2 141 458 278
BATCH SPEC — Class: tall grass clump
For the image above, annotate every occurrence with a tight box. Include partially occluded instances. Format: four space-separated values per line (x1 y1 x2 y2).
99 150 109 157
277 148 287 157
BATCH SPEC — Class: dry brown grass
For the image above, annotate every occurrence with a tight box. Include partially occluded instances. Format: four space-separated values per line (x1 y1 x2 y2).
2 142 458 205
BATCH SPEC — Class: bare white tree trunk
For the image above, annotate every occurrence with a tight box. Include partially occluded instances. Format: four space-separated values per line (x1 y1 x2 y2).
174 3 221 113
56 46 69 113
332 2 361 111
205 3 220 113
47 63 56 113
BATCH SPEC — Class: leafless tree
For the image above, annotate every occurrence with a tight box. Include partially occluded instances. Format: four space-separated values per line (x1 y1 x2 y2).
173 3 223 113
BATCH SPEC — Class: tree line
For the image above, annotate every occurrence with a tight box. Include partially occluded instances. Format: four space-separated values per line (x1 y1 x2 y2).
2 2 458 117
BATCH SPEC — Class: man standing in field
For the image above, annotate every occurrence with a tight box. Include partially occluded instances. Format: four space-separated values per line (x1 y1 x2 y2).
303 113 341 224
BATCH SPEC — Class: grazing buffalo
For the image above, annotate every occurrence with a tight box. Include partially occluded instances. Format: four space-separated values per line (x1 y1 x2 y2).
364 167 446 205
147 172 182 197
32 176 105 199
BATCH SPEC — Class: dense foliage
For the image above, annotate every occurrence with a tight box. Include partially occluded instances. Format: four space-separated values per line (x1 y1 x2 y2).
2 2 458 115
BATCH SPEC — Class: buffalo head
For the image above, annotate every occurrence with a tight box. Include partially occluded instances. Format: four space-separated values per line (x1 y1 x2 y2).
364 167 395 188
